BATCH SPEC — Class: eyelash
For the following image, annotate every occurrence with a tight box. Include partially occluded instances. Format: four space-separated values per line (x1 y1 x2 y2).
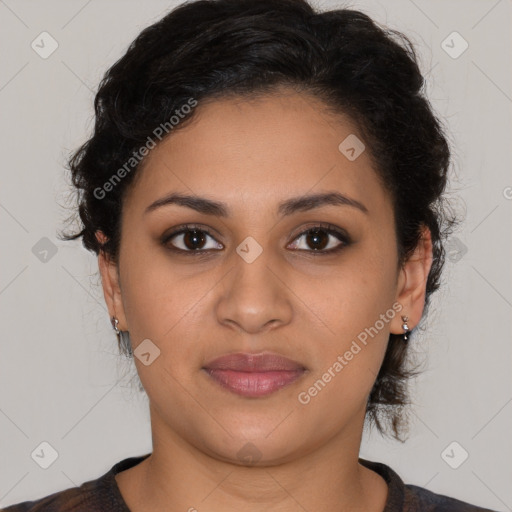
161 223 351 257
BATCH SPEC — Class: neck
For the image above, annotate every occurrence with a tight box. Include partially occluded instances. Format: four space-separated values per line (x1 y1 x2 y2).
115 405 388 512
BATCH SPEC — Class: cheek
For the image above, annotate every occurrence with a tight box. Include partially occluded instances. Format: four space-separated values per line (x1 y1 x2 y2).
305 244 398 336
297 247 398 394
118 236 217 376
118 235 187 344
295 288 395 428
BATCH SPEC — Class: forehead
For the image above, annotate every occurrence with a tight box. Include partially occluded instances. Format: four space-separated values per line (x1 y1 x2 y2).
124 90 391 218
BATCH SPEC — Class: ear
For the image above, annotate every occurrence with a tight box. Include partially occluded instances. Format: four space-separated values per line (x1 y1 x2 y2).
96 231 128 331
391 225 433 335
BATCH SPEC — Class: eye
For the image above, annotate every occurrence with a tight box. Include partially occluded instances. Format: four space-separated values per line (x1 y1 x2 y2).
161 223 350 256
288 223 350 254
162 225 223 254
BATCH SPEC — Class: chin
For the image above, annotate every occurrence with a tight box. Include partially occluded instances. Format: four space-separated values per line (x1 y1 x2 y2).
225 441 301 467
200 426 305 467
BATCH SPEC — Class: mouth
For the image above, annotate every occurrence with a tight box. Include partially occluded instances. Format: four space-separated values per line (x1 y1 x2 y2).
202 352 307 398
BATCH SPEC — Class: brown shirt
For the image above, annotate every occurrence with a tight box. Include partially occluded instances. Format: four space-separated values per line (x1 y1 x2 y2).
1 454 498 511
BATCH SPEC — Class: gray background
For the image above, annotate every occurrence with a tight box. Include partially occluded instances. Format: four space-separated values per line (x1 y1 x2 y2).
0 0 511 510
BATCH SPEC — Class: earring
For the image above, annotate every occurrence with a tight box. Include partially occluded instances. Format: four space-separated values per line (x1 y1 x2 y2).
111 316 133 356
401 315 410 342
111 316 120 335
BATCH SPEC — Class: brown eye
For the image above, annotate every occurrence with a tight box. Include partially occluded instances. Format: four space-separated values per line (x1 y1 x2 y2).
182 229 207 250
162 226 223 253
162 223 350 256
304 229 330 251
288 225 350 254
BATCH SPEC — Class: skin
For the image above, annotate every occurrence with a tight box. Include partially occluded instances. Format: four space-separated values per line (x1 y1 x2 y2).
97 87 433 512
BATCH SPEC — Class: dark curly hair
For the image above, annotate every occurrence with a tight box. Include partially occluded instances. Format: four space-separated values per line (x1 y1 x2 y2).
59 0 457 441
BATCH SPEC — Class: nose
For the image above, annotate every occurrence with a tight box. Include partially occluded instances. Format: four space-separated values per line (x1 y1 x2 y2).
215 248 293 335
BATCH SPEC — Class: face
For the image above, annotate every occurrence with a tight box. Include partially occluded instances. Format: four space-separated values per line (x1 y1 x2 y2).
99 88 431 465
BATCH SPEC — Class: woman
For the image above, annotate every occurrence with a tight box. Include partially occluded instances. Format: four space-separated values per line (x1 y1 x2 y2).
2 0 498 510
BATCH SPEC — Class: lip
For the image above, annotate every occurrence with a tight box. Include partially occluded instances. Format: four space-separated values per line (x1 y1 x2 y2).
202 352 307 398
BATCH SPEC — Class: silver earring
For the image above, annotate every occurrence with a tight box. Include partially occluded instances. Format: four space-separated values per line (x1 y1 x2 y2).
111 316 133 356
401 315 410 342
111 316 120 335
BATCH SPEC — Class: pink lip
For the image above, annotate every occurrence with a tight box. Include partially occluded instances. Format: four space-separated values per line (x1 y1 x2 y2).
202 352 307 398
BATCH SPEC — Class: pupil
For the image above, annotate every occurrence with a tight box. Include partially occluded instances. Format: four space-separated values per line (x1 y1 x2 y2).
181 229 329 251
184 229 205 250
307 229 327 250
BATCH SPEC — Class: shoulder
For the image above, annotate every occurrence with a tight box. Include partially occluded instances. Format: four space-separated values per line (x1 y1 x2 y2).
0 481 99 512
1 465 120 512
1 454 149 512
359 457 498 512
404 483 498 512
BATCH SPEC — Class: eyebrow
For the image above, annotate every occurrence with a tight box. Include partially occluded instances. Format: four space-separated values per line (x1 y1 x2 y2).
144 191 369 217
